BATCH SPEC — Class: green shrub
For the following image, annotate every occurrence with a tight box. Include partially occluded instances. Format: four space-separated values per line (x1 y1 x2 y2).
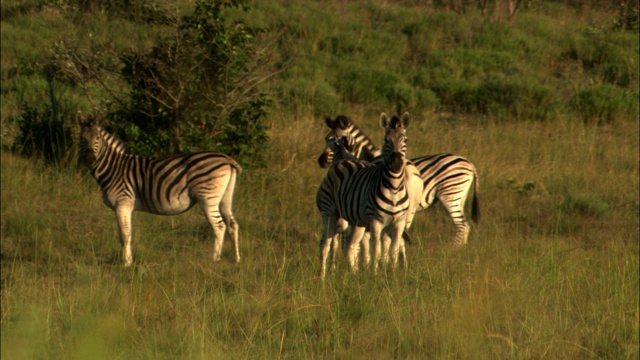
428 71 556 120
570 84 639 124
476 78 556 121
111 0 271 166
576 31 638 87
14 104 70 164
11 60 86 165
334 65 401 104
275 78 342 116
333 64 438 113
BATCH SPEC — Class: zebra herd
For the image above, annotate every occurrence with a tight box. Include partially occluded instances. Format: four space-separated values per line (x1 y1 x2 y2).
79 112 479 278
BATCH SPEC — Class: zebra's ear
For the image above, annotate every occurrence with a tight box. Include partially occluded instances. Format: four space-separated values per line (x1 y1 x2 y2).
335 115 350 129
77 111 96 131
400 112 411 129
324 116 336 129
379 112 390 129
95 113 105 127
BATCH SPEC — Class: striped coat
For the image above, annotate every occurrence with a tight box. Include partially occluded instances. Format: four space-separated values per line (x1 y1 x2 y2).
316 113 414 278
80 117 241 265
318 115 480 246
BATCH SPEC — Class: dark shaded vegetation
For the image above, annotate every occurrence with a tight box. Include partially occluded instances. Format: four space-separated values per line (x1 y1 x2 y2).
6 0 273 167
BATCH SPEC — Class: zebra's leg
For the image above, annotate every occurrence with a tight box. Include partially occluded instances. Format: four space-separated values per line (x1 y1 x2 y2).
361 231 371 266
211 211 227 262
199 199 227 262
346 226 366 273
332 218 348 270
400 238 407 269
337 218 347 253
439 192 471 246
220 168 240 263
381 229 392 264
370 221 384 274
115 206 134 267
320 215 338 280
388 220 406 268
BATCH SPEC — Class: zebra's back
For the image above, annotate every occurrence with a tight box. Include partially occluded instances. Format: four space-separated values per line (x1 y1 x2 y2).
411 153 477 210
126 152 241 216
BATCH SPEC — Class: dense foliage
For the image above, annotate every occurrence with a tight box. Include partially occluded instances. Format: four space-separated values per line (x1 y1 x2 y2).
0 0 638 165
115 0 270 164
6 0 272 166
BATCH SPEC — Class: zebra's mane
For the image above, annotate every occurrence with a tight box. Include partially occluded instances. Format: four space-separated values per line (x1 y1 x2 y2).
99 127 129 155
346 121 381 162
94 126 242 173
348 122 377 150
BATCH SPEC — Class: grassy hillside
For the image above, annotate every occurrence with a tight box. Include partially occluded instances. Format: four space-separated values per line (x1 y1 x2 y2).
1 1 638 149
1 0 639 359
2 116 638 359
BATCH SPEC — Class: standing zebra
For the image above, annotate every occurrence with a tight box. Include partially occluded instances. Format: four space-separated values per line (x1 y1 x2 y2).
318 115 480 247
79 115 241 266
319 120 423 271
317 112 413 278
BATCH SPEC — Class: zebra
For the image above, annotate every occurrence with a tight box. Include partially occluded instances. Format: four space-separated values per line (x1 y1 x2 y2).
316 112 414 278
318 115 480 247
319 121 423 272
78 114 241 266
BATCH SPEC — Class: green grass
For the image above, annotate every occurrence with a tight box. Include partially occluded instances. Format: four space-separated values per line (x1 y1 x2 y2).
2 114 638 359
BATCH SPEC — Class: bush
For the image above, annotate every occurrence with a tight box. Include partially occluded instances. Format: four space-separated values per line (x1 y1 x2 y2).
428 71 556 120
476 78 556 121
576 32 638 88
333 63 437 112
14 104 73 164
109 0 271 166
570 84 639 124
275 77 342 116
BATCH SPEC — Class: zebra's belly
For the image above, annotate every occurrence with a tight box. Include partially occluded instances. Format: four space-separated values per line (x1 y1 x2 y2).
136 194 196 215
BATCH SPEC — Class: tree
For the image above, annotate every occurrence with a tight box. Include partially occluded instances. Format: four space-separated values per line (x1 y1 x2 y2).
51 0 276 167
117 0 274 166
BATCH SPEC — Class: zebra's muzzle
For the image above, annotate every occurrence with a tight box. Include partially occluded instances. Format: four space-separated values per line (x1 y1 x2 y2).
318 150 332 168
389 152 404 172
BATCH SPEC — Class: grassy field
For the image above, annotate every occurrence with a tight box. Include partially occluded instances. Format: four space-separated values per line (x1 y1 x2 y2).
2 112 638 359
1 0 639 359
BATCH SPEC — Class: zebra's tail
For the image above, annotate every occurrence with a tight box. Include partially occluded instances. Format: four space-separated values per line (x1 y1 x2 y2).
471 170 480 223
224 155 243 175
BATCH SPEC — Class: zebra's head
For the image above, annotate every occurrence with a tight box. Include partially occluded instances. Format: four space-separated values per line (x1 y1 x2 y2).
380 112 410 173
79 119 104 167
78 113 129 167
325 134 355 164
317 115 360 168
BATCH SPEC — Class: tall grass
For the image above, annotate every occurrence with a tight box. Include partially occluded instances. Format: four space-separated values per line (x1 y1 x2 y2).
2 0 638 358
2 113 638 359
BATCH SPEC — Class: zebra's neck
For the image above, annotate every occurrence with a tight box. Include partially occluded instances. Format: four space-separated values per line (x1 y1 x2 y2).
91 130 133 176
349 124 380 161
381 161 406 191
333 146 358 164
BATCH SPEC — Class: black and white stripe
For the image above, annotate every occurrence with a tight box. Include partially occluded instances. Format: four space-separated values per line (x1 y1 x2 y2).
317 115 380 168
79 117 241 265
318 115 480 246
316 112 413 278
